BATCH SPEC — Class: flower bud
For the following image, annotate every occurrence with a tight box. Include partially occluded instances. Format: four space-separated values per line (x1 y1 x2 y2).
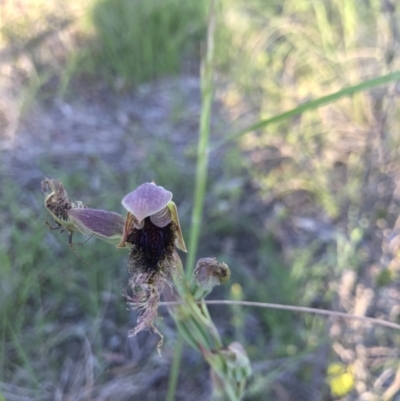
192 258 231 299
207 342 252 399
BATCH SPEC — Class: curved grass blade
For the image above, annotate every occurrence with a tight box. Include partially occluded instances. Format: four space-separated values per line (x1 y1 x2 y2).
211 71 400 150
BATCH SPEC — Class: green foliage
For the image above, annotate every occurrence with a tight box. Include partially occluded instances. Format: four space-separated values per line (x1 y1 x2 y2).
253 234 299 343
0 172 126 387
208 0 400 395
3 0 400 399
375 269 395 288
89 0 206 85
1 0 206 98
214 0 400 223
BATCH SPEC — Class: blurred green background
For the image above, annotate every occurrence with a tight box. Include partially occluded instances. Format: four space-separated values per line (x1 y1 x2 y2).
1 0 400 400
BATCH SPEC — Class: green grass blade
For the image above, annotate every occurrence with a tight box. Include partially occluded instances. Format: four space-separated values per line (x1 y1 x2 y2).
166 1 217 400
5 316 40 387
211 71 400 150
166 335 184 401
185 0 217 278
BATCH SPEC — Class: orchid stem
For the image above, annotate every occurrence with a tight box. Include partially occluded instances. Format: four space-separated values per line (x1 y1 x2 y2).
167 0 217 400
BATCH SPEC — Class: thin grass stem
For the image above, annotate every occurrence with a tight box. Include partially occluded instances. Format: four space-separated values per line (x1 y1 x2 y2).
160 300 400 331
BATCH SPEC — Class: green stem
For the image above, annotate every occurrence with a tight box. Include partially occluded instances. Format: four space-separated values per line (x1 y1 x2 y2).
211 70 400 150
186 0 217 278
167 1 217 400
166 335 184 401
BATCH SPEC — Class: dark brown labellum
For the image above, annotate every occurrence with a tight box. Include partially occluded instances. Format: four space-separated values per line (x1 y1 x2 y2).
127 217 176 273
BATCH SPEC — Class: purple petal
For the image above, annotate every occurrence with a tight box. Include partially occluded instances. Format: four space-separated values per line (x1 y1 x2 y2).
121 183 172 223
67 208 125 245
150 207 171 228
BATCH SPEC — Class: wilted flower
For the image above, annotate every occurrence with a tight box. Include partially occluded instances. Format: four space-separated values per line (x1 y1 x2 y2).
42 178 125 246
119 182 186 346
67 208 125 246
42 178 87 236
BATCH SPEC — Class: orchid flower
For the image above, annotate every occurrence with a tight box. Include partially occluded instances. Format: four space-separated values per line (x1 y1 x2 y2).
118 182 187 347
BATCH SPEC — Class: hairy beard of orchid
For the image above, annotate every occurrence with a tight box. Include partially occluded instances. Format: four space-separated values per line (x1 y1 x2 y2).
118 183 187 350
127 217 176 274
